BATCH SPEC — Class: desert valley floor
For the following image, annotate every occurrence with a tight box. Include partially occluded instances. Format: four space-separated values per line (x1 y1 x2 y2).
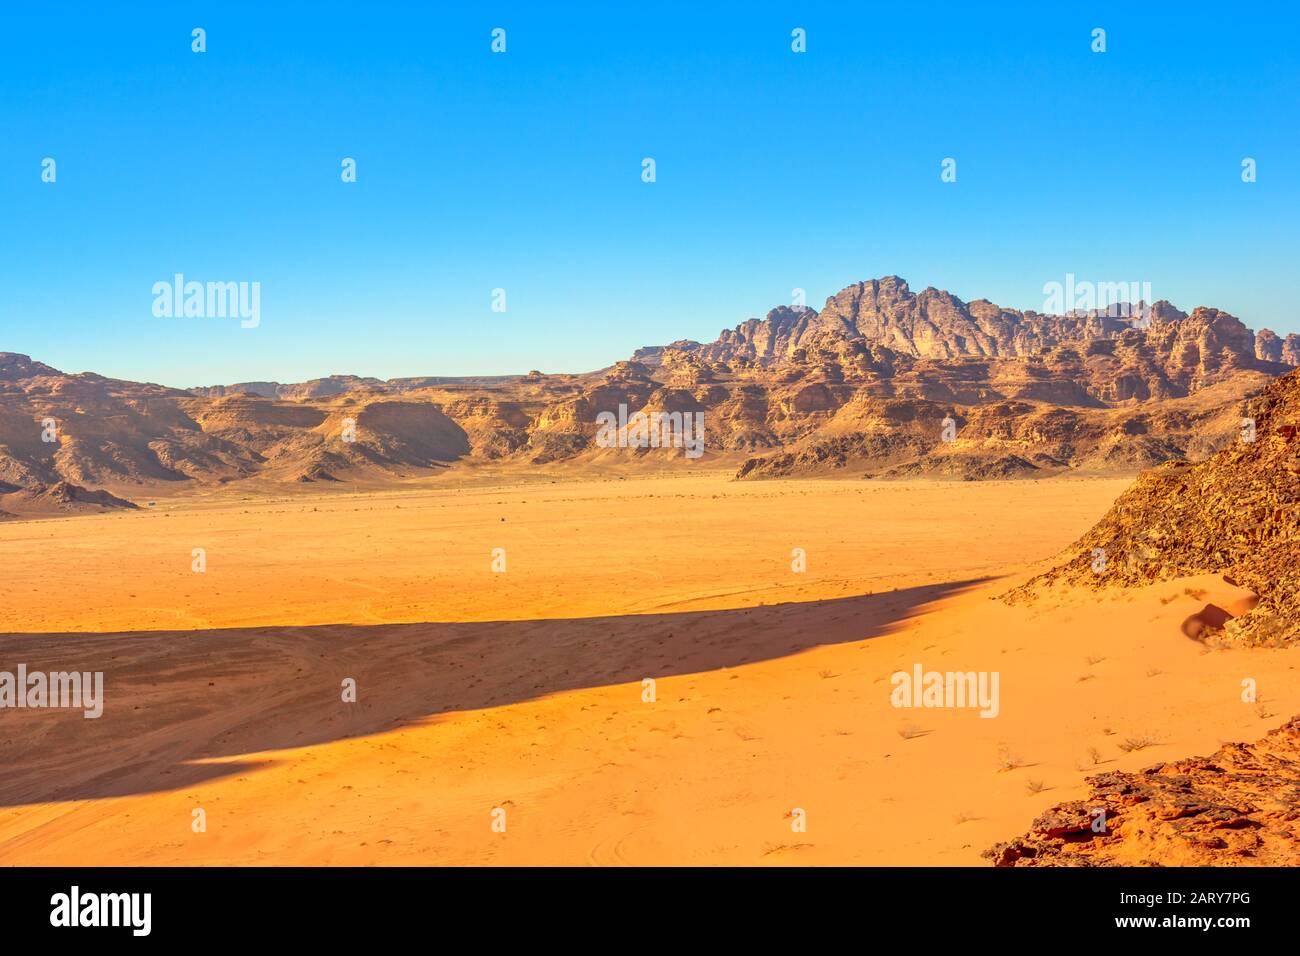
1 472 1296 865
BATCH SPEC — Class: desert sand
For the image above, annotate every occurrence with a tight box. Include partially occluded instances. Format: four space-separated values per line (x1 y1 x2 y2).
1 472 1296 865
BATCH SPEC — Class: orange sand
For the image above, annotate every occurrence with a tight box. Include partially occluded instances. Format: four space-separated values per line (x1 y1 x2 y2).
0 473 1296 865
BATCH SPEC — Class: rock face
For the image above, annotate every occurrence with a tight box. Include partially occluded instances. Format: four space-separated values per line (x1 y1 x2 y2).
688 278 1134 365
0 278 1294 496
0 480 137 515
636 278 1289 479
0 353 63 382
1260 330 1300 366
674 278 1275 380
1256 329 1284 362
191 375 392 400
1007 368 1300 646
191 373 520 399
985 716 1300 866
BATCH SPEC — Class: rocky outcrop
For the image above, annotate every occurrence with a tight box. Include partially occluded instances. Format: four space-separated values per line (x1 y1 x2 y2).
191 375 390 399
674 279 1270 375
0 353 63 382
1007 369 1300 645
1256 329 1284 362
1258 330 1300 366
986 716 1300 866
1285 334 1300 366
1141 307 1261 392
0 480 138 515
647 279 1284 479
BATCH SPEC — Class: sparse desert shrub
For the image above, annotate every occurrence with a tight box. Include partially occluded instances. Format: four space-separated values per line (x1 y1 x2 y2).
996 745 1026 772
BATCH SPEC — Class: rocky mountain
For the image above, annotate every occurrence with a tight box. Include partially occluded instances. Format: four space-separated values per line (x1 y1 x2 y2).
1007 367 1300 646
191 373 520 400
0 353 63 382
1255 328 1300 365
1 277 1295 506
677 277 1138 366
646 277 1273 388
985 716 1300 866
0 480 137 518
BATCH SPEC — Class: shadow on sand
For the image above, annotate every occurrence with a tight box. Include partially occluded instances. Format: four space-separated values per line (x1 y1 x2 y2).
0 578 988 805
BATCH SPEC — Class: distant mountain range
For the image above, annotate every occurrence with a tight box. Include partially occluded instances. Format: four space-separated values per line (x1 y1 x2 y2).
2 276 1295 513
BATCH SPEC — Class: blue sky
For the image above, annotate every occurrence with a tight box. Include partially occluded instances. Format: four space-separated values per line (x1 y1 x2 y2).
1 2 1296 387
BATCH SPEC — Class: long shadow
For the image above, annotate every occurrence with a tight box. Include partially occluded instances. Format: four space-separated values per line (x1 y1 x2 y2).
0 578 988 806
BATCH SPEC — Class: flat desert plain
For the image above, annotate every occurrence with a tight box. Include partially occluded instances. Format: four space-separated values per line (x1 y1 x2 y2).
1 473 1296 865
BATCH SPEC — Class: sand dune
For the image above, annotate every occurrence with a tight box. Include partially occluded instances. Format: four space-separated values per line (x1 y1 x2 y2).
1 473 1297 865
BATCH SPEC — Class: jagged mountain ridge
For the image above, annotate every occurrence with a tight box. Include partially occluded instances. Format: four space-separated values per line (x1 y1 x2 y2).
640 276 1286 371
1 276 1295 502
192 373 523 400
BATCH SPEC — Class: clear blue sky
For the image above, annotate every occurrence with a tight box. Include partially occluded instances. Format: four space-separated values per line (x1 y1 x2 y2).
1 2 1296 387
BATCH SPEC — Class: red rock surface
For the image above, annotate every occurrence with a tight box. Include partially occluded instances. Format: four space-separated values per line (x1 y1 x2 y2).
986 717 1300 866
